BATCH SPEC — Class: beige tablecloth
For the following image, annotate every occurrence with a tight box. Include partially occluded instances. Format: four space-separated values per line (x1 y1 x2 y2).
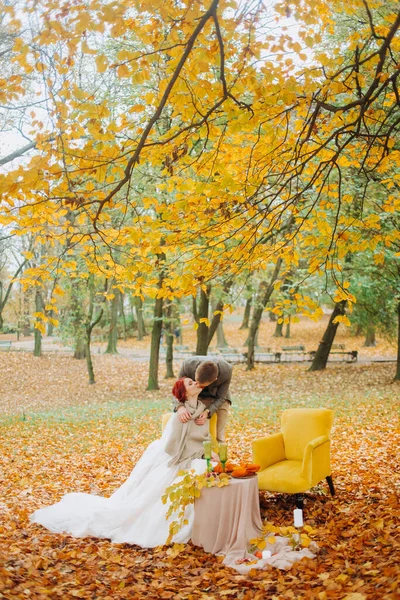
191 475 317 574
191 476 262 567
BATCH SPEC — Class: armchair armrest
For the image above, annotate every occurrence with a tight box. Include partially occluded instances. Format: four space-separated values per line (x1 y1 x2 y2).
252 432 286 471
301 435 331 485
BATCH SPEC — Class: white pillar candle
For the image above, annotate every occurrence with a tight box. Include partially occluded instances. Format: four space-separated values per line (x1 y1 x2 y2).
262 550 272 559
294 508 303 528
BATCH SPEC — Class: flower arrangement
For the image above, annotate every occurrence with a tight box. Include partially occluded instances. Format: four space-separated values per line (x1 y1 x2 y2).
248 521 318 557
161 468 230 544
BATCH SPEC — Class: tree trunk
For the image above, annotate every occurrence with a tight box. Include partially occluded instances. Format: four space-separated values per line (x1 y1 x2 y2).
164 301 175 379
196 285 211 355
245 328 259 347
209 293 230 349
147 296 164 389
71 282 86 359
105 287 119 354
273 320 284 337
85 336 95 384
135 296 146 340
33 288 44 357
46 312 54 337
23 287 32 336
246 260 282 370
120 292 127 341
84 275 105 384
216 322 228 348
240 296 252 330
355 323 363 336
74 336 86 359
394 300 400 382
363 325 376 347
285 317 291 339
309 301 347 372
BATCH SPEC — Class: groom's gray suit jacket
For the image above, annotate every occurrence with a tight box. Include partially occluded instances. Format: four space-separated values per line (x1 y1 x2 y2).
176 355 232 417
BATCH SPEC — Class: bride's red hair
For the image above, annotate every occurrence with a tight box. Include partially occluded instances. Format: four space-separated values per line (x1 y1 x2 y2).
172 378 187 403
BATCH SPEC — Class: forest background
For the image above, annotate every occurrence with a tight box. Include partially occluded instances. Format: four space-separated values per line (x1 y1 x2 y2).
0 0 399 597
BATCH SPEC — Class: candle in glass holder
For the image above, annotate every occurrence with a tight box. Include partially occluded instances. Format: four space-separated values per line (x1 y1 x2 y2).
219 443 228 462
203 440 212 459
294 508 303 528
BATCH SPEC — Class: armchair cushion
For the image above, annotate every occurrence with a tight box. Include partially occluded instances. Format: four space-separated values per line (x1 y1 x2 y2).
252 432 285 471
281 408 333 460
257 460 310 494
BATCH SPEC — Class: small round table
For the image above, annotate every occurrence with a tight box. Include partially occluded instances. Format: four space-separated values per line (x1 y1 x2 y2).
191 475 262 558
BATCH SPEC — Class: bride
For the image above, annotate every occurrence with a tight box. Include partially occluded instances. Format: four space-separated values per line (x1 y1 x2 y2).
30 377 213 548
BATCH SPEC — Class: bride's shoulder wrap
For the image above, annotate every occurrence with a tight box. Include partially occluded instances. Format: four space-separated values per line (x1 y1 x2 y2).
164 401 211 468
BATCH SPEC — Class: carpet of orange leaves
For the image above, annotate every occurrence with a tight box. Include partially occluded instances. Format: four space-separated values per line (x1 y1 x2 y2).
0 317 399 599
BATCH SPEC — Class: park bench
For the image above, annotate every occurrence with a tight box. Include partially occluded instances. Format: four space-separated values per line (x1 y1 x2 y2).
242 349 281 363
0 340 12 351
210 348 246 363
308 348 358 362
281 345 308 361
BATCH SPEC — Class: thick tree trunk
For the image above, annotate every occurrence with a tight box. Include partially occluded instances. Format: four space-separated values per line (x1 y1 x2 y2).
285 317 291 339
33 288 44 357
245 328 259 347
74 337 86 359
364 325 376 347
246 260 282 370
273 320 284 337
105 288 119 354
196 285 211 355
135 296 146 341
309 301 346 372
395 301 400 381
240 296 252 330
147 296 164 390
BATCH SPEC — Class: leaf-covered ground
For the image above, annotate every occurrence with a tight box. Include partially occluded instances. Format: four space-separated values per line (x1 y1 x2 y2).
1 322 399 599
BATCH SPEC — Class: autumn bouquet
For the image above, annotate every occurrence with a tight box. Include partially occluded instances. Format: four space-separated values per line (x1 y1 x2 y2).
161 468 230 544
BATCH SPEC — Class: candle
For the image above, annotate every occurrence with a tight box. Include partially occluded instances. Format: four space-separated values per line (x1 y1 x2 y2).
203 440 212 459
294 508 303 528
219 443 228 462
262 550 272 559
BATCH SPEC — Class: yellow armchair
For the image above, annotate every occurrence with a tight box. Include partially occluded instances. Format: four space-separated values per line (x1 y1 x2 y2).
252 408 334 496
162 412 218 450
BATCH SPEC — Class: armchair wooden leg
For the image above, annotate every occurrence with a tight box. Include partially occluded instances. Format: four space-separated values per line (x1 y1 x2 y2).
326 475 335 496
295 494 304 509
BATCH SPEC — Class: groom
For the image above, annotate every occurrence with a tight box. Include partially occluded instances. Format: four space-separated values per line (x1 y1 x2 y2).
175 355 232 443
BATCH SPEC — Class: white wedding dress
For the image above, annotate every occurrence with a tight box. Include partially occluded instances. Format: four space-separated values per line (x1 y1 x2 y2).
30 414 207 547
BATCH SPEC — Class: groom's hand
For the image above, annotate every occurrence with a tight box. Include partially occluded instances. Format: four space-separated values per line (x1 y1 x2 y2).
177 406 191 423
194 410 208 426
